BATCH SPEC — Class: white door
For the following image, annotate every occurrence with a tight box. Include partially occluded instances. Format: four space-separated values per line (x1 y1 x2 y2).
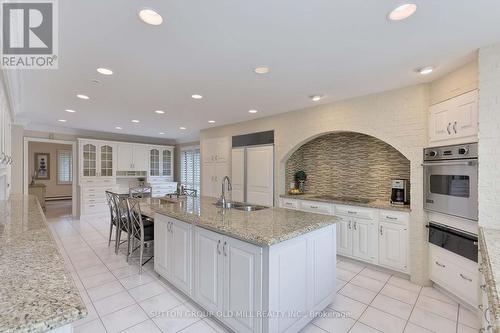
223 237 262 333
169 219 192 295
154 217 169 277
117 144 134 171
336 216 352 256
453 90 478 139
246 145 274 206
429 102 453 143
134 145 149 171
379 222 407 271
193 227 223 313
231 148 245 202
352 219 377 263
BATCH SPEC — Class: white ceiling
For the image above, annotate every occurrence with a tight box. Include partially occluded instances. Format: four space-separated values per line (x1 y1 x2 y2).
6 0 500 142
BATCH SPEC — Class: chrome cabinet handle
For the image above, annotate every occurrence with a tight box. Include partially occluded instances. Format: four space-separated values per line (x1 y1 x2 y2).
447 123 451 134
379 226 383 236
223 241 227 256
385 216 397 220
481 284 487 291
460 273 472 282
453 121 457 134
348 221 352 229
310 206 319 209
217 240 221 255
435 261 445 268
353 222 357 230
347 210 357 215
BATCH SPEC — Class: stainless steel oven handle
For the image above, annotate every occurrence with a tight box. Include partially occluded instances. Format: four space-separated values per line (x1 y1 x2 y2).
422 161 477 166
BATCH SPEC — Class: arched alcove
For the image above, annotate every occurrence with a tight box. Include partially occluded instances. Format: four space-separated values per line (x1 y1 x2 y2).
284 131 410 202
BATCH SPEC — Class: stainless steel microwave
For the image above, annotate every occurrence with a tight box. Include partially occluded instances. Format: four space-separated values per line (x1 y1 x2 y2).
423 143 478 221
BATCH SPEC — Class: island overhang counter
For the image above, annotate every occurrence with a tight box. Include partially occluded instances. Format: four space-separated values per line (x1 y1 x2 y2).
143 196 337 333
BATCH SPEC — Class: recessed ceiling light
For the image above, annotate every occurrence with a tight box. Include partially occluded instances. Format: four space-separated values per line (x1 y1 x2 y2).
159 132 165 135
58 119 66 122
208 120 215 123
115 126 122 130
65 109 76 113
131 119 140 123
248 109 258 114
416 66 434 75
138 8 163 26
155 110 165 114
254 66 270 74
191 94 203 99
388 3 417 21
310 95 323 102
97 67 113 75
77 94 90 100
179 126 186 130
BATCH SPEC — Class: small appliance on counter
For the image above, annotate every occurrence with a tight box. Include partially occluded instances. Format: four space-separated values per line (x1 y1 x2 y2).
390 179 409 205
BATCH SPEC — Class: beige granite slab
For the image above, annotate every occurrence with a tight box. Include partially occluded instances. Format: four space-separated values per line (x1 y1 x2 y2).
138 196 337 246
279 193 411 212
479 227 500 332
0 195 87 333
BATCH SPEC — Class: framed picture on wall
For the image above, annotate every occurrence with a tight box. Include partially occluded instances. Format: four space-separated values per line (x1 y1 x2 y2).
34 153 50 180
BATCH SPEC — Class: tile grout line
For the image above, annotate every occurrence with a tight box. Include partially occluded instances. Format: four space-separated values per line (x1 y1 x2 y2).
401 284 423 332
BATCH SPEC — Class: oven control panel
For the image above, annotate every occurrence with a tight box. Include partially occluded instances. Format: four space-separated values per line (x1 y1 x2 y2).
424 142 477 161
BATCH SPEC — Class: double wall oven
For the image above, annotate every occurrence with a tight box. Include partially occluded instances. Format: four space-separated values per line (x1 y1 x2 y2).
423 143 478 221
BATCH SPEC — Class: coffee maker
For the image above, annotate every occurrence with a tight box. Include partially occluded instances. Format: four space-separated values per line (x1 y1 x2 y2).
390 179 409 205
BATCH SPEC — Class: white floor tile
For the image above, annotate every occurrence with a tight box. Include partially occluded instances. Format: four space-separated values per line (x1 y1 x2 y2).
371 293 413 320
336 267 357 281
335 279 347 292
71 303 99 328
359 306 406 333
179 319 218 333
388 276 422 293
111 264 143 279
152 303 201 333
458 305 480 329
73 318 107 333
122 319 162 333
87 280 125 302
359 267 391 282
93 290 136 316
350 322 383 333
76 264 109 279
403 322 433 333
380 284 419 305
339 283 377 304
120 272 156 289
337 260 365 274
415 295 458 321
139 291 185 318
129 280 167 302
80 271 116 289
101 303 149 333
420 287 458 306
350 274 386 293
409 307 457 333
300 323 328 333
312 310 356 333
328 293 367 319
457 323 478 333
203 318 232 333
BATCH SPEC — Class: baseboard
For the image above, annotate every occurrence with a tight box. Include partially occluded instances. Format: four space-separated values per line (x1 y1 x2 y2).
46 196 72 201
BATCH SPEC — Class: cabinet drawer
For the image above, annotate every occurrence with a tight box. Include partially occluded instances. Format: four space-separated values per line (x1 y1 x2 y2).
299 200 333 215
281 198 298 210
379 210 409 224
82 203 108 214
336 205 375 220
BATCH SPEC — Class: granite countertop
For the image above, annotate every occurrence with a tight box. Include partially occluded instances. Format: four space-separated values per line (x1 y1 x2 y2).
0 195 87 333
279 193 411 212
479 227 500 332
139 196 337 246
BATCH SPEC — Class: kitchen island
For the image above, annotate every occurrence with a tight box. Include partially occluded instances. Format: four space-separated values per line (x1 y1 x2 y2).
143 196 337 333
0 195 87 333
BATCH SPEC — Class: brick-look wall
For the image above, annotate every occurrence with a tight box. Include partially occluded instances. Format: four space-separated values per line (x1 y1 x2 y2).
479 43 500 229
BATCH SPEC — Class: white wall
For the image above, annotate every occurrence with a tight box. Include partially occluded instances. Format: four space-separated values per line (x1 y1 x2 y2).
478 43 500 229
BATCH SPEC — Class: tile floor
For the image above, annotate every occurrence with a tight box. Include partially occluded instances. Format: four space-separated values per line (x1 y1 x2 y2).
46 212 480 333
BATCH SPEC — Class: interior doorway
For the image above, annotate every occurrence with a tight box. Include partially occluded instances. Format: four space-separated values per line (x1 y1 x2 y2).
23 137 77 217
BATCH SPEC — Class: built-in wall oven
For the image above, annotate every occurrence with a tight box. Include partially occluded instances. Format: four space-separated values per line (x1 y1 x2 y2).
423 143 478 221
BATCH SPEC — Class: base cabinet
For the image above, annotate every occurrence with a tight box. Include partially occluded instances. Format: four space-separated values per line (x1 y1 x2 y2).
379 222 408 272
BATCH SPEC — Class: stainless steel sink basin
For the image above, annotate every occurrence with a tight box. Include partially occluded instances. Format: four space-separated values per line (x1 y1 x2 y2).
214 201 268 211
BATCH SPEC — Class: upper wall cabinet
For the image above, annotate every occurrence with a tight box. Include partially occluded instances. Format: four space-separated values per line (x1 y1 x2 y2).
429 90 478 145
79 140 116 179
149 146 174 179
116 144 149 172
202 137 231 164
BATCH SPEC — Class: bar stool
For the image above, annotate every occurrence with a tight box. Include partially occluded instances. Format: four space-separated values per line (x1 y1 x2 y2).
126 197 154 273
129 186 152 198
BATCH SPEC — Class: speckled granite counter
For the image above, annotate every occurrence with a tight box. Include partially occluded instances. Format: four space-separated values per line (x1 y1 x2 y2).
0 195 87 333
279 193 411 212
139 196 337 246
479 227 500 332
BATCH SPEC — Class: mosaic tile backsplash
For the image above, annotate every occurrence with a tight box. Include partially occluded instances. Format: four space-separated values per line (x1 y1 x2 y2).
285 132 410 202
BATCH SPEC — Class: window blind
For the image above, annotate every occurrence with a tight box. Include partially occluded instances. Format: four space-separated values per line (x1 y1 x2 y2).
57 150 72 184
180 147 200 193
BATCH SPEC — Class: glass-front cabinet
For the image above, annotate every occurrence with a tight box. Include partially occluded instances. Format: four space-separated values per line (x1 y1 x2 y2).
79 140 115 179
149 146 173 180
162 149 172 177
150 149 160 176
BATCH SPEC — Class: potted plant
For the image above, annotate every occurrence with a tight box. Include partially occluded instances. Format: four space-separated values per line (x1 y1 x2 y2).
294 170 307 193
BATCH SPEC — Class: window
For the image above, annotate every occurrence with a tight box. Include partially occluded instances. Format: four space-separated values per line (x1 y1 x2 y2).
57 150 72 184
180 147 200 194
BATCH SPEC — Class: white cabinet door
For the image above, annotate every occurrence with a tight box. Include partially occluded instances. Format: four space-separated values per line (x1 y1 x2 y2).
453 90 478 139
311 227 336 305
352 218 377 263
379 222 407 272
336 216 352 256
231 148 245 202
215 137 231 163
133 145 149 171
193 227 224 313
202 163 216 197
169 219 192 295
117 143 134 171
161 148 174 179
223 237 262 333
246 146 274 206
154 217 169 277
429 102 454 143
202 138 216 164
